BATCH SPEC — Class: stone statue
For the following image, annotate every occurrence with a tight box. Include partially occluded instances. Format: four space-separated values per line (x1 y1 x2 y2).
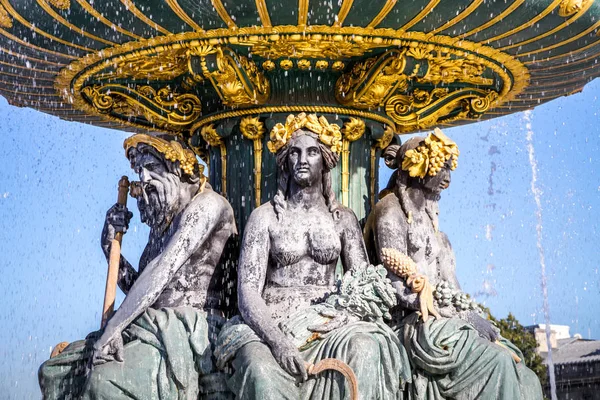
39 134 237 399
364 129 543 400
215 114 410 399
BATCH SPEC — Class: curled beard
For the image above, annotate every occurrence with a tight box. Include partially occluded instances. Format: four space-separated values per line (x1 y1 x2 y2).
140 177 180 231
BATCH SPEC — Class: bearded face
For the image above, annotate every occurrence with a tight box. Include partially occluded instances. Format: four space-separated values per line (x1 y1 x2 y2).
129 149 182 231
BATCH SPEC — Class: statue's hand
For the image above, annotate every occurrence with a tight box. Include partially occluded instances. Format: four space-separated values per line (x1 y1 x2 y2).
271 340 308 382
92 329 124 365
463 311 500 342
101 204 133 256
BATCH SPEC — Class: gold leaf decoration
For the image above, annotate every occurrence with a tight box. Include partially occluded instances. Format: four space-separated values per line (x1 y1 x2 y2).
200 124 224 147
558 0 591 17
124 134 199 176
240 116 265 140
0 5 12 28
267 113 343 154
48 0 70 9
342 118 366 142
401 128 459 178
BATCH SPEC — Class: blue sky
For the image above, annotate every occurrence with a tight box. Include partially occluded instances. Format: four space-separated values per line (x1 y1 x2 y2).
1 80 599 398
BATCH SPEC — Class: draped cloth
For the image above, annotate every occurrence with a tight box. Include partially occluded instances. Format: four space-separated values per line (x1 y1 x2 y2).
39 307 228 400
215 305 411 400
400 314 543 400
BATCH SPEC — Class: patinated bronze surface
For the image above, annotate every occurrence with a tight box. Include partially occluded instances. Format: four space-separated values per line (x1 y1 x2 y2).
365 134 543 400
39 135 237 399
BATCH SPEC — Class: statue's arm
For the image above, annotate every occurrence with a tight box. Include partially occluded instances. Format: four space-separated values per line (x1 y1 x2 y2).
101 202 138 294
339 208 369 272
103 195 226 335
374 206 420 311
438 231 461 290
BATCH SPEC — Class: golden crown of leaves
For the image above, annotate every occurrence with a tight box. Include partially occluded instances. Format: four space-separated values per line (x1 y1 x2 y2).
401 128 459 178
267 113 343 154
123 134 201 177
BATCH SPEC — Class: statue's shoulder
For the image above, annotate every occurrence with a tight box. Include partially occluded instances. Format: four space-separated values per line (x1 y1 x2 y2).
247 201 277 225
188 188 234 219
374 193 404 220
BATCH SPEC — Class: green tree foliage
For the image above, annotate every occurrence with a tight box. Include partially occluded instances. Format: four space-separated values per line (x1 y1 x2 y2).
483 308 548 387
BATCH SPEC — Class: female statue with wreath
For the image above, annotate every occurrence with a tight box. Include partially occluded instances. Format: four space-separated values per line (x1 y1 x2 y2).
215 113 410 399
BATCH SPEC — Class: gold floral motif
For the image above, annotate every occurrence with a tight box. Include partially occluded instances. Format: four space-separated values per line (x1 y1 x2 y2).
558 0 591 16
297 59 311 70
0 5 12 28
315 60 329 70
240 116 265 140
332 61 345 71
262 60 276 71
280 59 293 70
418 55 494 86
401 128 459 178
124 134 199 176
342 117 366 142
267 113 343 154
82 84 202 131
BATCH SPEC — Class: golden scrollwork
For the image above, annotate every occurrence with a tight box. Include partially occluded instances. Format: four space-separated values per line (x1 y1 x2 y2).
558 0 592 17
337 44 506 131
192 46 270 107
82 84 202 131
240 116 266 207
113 48 192 81
56 27 528 134
337 49 410 108
0 5 12 28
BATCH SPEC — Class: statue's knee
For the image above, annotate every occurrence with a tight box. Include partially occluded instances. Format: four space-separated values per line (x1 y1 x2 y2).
348 333 380 362
235 343 279 380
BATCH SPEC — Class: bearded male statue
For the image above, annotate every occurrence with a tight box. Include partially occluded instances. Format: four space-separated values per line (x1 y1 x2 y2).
39 134 237 400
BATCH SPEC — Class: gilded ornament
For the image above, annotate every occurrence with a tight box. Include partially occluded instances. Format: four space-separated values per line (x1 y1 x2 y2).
48 0 70 9
56 27 528 134
331 61 346 71
200 124 224 147
194 46 270 107
280 59 293 70
262 60 276 71
401 128 459 178
297 59 311 70
0 5 12 28
315 60 329 70
558 0 591 17
81 84 202 131
342 118 366 142
124 134 199 176
376 126 395 149
267 113 343 154
240 116 266 140
113 48 191 81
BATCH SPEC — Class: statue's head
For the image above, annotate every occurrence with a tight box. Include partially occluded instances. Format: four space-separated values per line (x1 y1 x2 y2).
267 113 342 220
124 134 206 230
396 128 459 197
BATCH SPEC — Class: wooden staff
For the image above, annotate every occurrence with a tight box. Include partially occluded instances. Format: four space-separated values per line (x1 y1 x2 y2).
101 176 130 328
